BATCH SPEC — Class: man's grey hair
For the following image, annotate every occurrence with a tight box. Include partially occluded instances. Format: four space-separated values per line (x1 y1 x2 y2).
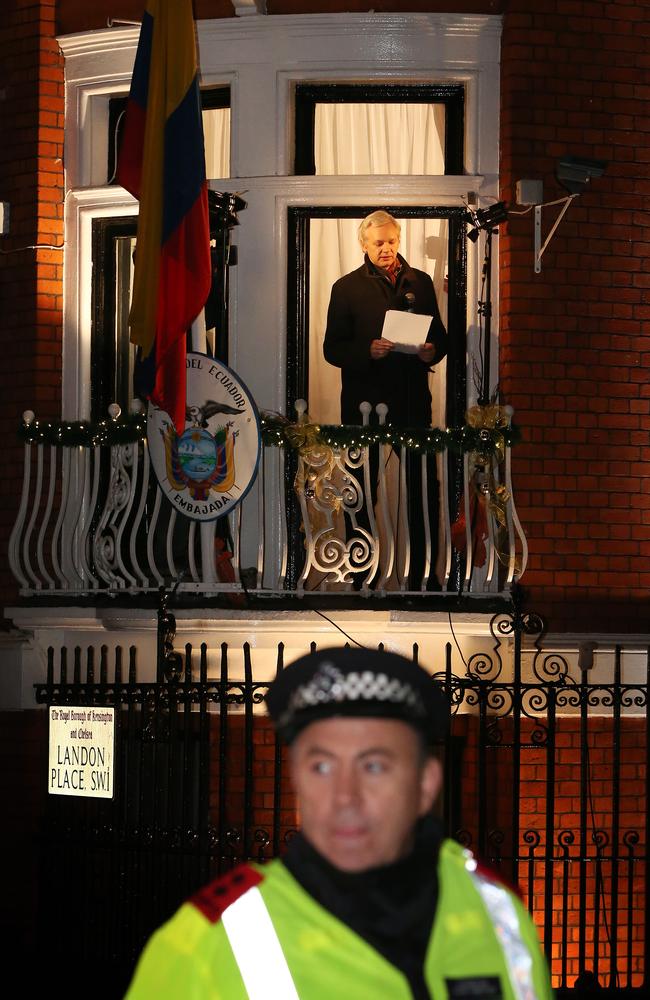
358 210 401 246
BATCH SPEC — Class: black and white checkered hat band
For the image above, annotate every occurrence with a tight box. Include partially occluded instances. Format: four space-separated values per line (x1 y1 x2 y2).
278 661 425 730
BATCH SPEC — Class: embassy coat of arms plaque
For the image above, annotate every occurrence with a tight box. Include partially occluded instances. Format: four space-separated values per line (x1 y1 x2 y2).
148 353 261 521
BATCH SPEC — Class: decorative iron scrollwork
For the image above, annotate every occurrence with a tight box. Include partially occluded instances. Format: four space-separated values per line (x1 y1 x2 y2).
621 687 647 710
253 828 270 861
296 440 378 584
623 830 640 850
487 828 505 858
522 829 541 850
93 443 137 585
466 651 501 682
225 828 242 852
592 829 609 851
532 652 572 684
558 829 575 851
454 828 473 849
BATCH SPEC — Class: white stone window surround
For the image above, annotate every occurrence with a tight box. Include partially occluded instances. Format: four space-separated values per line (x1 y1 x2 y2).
59 12 501 422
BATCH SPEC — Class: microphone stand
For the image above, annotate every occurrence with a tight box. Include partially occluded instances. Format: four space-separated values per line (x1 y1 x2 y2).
477 225 494 406
468 201 508 404
464 204 506 593
458 228 492 594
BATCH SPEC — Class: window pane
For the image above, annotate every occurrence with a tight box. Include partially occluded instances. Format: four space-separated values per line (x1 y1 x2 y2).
308 216 448 425
203 107 230 179
314 103 445 175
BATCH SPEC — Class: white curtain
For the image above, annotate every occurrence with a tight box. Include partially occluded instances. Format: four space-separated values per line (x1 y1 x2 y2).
203 107 230 179
315 102 445 176
308 103 448 427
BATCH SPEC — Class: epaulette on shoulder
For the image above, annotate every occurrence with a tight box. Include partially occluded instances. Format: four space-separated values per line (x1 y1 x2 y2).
190 864 264 924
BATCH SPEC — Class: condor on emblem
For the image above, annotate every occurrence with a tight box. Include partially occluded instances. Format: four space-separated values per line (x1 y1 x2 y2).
148 353 261 521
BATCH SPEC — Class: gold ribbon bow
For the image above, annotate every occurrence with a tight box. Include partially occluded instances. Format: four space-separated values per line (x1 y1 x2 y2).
464 404 518 569
287 417 342 520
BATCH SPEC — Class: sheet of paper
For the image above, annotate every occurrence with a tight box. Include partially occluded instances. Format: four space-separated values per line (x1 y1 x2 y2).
381 310 432 353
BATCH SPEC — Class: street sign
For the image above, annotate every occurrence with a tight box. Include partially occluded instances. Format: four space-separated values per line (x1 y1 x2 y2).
48 706 115 799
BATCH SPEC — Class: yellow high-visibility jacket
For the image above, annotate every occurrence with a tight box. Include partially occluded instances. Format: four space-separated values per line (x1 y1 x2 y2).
126 839 553 999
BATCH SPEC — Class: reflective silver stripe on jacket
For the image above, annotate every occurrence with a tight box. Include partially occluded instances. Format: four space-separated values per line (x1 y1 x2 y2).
221 885 301 1000
464 852 538 1000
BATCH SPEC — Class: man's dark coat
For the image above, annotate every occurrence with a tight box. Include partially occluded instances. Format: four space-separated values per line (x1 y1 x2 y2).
323 254 447 425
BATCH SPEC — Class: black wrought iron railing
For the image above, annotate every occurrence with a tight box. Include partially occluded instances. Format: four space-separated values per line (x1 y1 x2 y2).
34 618 648 996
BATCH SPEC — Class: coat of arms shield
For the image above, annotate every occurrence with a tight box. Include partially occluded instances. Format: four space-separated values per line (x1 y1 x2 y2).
148 353 261 521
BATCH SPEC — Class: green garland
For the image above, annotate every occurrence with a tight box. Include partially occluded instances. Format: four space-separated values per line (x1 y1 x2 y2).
260 414 520 455
19 413 147 447
18 411 520 454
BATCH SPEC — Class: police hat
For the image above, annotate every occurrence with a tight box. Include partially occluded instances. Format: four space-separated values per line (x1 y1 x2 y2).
266 646 448 745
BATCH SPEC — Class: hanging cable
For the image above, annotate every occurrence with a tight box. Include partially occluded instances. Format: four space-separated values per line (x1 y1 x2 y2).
310 609 366 648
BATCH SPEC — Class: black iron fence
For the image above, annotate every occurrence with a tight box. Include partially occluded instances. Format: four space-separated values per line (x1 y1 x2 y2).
34 615 648 997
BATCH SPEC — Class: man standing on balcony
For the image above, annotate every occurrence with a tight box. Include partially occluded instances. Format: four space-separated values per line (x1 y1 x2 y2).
126 646 552 1000
323 211 447 590
323 210 447 427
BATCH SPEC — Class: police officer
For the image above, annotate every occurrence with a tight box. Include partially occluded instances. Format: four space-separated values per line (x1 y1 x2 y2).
126 647 552 999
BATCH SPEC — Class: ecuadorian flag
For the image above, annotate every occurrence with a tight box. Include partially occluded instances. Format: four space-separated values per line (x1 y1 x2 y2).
117 0 210 431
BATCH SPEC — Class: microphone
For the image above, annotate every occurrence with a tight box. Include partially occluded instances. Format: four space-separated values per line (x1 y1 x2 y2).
404 291 416 312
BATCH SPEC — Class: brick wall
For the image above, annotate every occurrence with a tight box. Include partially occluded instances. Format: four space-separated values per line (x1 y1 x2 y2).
2 1 648 627
500 0 650 632
0 0 64 612
210 715 298 846
453 712 647 987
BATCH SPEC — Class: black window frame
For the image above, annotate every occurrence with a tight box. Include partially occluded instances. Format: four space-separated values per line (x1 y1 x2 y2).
91 202 235 421
90 216 137 421
294 83 465 176
285 204 468 590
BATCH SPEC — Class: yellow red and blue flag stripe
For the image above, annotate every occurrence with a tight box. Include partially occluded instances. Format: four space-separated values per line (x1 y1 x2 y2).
117 0 211 431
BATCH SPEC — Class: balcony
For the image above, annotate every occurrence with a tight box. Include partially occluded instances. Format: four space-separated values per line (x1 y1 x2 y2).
8 402 527 606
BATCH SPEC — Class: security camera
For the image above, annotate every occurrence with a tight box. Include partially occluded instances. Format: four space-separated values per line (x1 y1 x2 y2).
556 156 607 194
